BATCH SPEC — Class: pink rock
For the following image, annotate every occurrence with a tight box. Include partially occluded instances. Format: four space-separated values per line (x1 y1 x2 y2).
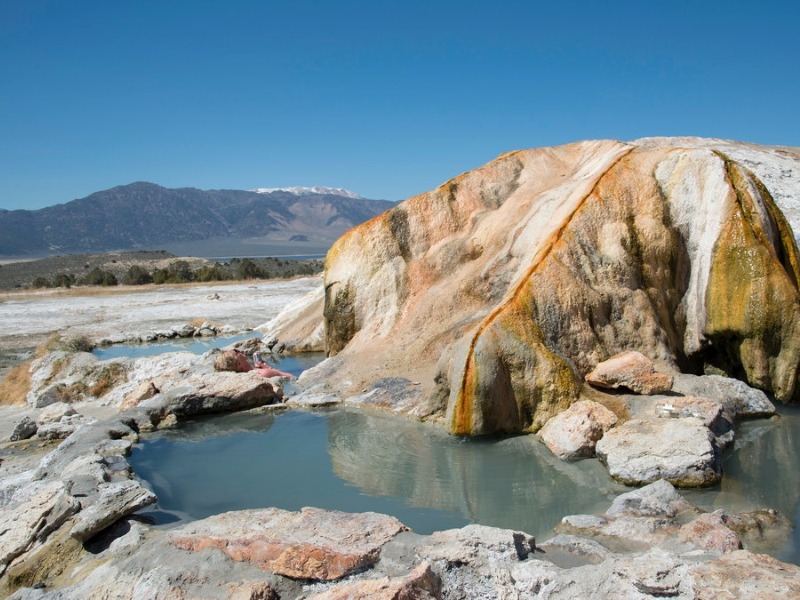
120 381 160 410
689 550 800 597
538 400 618 460
214 350 253 373
680 511 742 553
169 507 408 581
585 351 673 395
308 563 442 599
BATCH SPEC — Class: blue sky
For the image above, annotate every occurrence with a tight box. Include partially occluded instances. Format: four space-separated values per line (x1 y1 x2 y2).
1 1 799 210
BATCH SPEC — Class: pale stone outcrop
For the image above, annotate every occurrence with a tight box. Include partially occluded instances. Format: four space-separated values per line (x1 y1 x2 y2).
36 403 77 426
0 481 79 575
538 400 617 460
258 281 326 352
281 140 800 435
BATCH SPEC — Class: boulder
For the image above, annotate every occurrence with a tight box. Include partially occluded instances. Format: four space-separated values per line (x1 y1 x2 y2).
539 534 612 564
26 351 101 408
595 417 721 487
9 417 37 442
538 400 618 460
671 373 776 419
214 349 252 373
654 396 733 444
169 507 408 580
258 283 326 353
225 337 263 355
679 511 742 553
276 140 800 435
135 371 281 427
585 351 673 395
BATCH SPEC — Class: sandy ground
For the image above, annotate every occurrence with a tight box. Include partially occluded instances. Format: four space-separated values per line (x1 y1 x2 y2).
0 276 322 370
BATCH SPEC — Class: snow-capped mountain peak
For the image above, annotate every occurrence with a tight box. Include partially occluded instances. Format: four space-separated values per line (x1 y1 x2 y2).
252 186 364 199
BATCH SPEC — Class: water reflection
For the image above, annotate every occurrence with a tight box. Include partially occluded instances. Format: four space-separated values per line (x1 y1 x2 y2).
130 406 800 564
326 409 626 534
683 406 800 563
132 408 625 537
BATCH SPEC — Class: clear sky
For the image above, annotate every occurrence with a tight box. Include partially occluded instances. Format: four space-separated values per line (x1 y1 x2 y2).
2 0 799 210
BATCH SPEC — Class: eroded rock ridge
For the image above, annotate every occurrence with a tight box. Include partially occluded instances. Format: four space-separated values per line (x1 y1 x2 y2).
286 139 800 436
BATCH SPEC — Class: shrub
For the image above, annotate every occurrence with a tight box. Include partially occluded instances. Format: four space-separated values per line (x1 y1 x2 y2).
237 258 264 279
53 273 75 288
82 267 117 286
124 265 153 285
62 336 94 353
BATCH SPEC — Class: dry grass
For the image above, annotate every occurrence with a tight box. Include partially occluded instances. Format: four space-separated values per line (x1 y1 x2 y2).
55 382 87 403
87 363 127 397
0 361 32 405
0 278 274 302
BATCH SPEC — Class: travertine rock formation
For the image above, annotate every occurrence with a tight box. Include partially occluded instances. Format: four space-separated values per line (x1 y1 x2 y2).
280 139 800 435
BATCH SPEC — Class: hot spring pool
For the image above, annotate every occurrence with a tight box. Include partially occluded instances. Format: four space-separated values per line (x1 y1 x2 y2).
92 333 257 360
130 405 800 565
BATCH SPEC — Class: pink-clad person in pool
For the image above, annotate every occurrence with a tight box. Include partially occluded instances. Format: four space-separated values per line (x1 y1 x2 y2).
252 351 293 379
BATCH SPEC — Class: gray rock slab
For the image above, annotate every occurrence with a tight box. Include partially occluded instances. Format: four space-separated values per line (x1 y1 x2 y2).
595 417 721 487
671 374 775 419
606 479 698 518
71 480 157 542
0 481 79 572
9 417 37 442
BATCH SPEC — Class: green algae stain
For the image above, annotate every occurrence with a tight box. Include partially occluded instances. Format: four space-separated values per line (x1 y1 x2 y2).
706 158 800 402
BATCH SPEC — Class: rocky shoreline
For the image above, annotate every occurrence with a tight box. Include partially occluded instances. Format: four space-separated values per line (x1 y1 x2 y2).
0 333 798 598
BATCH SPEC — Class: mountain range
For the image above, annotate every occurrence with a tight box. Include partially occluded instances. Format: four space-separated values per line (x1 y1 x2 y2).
0 182 395 257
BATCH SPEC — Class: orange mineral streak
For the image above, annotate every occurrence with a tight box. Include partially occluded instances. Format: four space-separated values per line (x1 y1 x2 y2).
450 148 637 435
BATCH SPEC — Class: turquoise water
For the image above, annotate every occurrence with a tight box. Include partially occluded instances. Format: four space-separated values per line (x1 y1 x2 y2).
130 408 625 537
122 338 800 564
92 335 325 380
130 405 800 565
92 333 257 360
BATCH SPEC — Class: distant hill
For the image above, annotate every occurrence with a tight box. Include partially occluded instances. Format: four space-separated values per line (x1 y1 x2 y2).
0 182 395 256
